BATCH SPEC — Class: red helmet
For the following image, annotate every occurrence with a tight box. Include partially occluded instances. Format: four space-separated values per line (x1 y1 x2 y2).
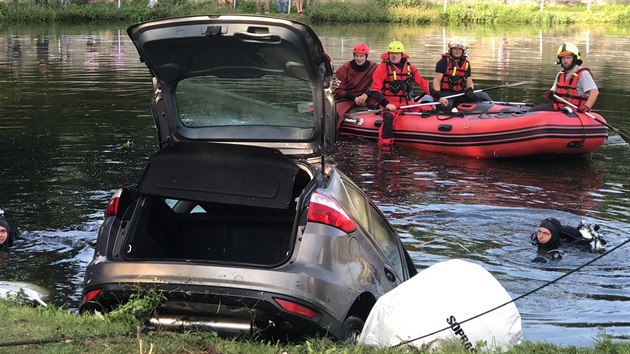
353 43 369 55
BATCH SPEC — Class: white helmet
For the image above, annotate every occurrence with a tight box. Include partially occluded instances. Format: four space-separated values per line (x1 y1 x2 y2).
448 37 467 51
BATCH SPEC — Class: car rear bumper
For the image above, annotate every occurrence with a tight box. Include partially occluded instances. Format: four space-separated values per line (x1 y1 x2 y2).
81 282 342 340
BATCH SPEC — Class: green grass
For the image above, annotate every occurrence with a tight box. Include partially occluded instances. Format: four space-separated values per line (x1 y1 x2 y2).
1 297 629 354
3 0 630 25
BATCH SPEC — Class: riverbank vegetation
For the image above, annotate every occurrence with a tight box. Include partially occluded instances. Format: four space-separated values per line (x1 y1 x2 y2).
2 0 630 25
1 296 629 353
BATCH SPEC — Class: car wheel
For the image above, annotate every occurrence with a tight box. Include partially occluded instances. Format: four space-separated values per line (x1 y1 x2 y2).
339 315 364 342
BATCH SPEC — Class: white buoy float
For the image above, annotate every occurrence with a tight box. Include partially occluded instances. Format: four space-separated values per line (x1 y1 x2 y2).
358 259 521 351
0 281 48 307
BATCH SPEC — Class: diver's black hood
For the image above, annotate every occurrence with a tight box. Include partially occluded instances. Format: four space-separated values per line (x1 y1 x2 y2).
0 217 17 248
537 218 561 251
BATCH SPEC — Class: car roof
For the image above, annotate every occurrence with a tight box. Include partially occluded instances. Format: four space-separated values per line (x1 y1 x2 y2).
127 15 335 157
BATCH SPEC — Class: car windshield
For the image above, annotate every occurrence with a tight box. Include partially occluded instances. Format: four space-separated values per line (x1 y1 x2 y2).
176 75 315 130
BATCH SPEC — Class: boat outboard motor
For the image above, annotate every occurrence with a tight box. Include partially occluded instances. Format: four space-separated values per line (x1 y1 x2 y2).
576 220 607 253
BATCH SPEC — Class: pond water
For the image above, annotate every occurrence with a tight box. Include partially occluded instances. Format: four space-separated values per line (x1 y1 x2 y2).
0 22 629 347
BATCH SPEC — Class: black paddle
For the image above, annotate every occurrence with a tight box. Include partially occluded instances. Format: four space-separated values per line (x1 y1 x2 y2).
351 101 440 116
394 81 535 112
553 95 630 144
490 101 534 107
436 81 534 101
301 81 533 115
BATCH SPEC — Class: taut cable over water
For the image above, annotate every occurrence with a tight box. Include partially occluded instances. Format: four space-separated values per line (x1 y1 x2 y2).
392 236 630 348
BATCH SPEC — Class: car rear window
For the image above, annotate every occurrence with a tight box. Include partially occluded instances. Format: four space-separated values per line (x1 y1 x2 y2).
175 75 314 130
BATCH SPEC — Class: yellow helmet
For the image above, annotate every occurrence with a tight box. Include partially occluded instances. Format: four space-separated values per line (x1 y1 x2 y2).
387 40 405 53
557 42 581 61
448 37 467 51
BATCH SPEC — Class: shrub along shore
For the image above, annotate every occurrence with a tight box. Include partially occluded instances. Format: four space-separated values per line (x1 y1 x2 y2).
2 1 630 25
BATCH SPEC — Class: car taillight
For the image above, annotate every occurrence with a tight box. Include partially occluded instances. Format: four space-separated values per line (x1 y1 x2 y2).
83 289 101 302
104 189 123 218
274 298 318 319
307 192 356 233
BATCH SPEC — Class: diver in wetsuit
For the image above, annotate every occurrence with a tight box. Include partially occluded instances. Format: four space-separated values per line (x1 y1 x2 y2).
530 217 606 263
0 209 19 250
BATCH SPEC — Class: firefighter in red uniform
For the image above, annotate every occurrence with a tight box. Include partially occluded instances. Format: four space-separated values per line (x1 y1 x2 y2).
533 42 599 112
368 40 447 146
334 43 378 130
432 37 491 112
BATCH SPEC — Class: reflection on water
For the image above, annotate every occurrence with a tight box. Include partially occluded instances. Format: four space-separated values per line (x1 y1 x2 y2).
336 142 612 214
1 24 629 347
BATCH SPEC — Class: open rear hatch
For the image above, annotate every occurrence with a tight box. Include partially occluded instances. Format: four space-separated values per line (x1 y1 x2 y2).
121 142 314 266
127 15 336 159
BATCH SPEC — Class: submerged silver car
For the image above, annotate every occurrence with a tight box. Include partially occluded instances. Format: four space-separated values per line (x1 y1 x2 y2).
80 15 416 341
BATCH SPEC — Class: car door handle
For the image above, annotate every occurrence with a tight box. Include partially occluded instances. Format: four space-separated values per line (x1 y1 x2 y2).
384 268 396 282
234 31 281 44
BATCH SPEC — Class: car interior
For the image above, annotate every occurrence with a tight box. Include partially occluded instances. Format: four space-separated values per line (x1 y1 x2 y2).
121 169 314 266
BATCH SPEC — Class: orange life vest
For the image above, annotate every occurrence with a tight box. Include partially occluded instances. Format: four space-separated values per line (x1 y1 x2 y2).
553 67 591 109
440 54 469 92
382 60 415 102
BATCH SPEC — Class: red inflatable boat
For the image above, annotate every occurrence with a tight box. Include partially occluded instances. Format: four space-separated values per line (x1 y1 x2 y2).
339 102 608 158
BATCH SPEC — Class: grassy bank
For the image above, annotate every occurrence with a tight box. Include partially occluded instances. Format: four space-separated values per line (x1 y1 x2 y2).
2 0 630 25
1 298 629 354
